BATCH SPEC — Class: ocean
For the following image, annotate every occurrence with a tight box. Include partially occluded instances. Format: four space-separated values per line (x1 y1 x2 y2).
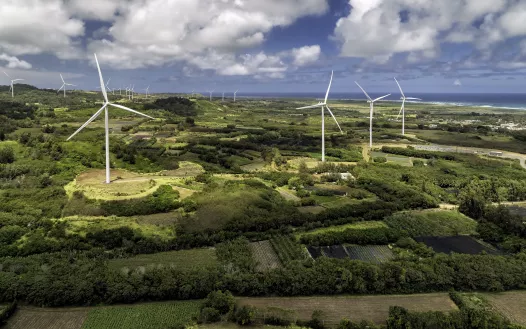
233 92 526 110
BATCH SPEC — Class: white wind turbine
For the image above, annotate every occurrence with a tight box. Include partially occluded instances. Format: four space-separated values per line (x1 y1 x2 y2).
131 85 135 101
355 82 390 148
222 91 225 101
394 77 421 136
3 71 24 98
296 71 343 162
233 90 238 102
208 90 214 101
144 85 150 98
67 54 155 184
57 74 76 98
105 78 113 95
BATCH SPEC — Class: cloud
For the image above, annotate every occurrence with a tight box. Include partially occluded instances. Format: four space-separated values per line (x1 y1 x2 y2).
0 0 84 58
290 45 321 67
88 0 328 71
0 54 32 69
333 0 524 64
453 79 462 86
66 0 121 20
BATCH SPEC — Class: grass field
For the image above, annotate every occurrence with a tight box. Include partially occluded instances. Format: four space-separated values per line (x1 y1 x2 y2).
385 209 477 237
108 248 217 271
296 221 388 238
482 291 526 326
5 307 88 329
81 301 200 329
238 293 458 325
250 240 282 272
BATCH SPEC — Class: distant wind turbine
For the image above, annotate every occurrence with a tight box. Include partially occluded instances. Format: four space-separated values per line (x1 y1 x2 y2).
208 90 214 101
394 77 421 136
234 90 238 102
296 71 343 162
144 85 150 98
3 71 23 98
57 74 76 98
355 82 390 148
222 91 225 102
67 54 155 184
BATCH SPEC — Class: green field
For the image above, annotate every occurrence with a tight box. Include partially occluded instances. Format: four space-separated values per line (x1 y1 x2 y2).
108 248 217 270
81 301 200 329
296 221 388 238
385 210 477 237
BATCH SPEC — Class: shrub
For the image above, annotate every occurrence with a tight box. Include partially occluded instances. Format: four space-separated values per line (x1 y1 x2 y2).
0 146 15 164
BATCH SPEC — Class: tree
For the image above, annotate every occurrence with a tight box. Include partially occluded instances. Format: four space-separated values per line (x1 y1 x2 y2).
0 146 15 164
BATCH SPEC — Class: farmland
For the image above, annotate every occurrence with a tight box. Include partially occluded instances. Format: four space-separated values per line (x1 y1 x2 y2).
270 236 309 263
82 301 200 329
384 209 477 237
238 293 458 325
250 240 282 271
481 291 526 326
297 221 388 238
307 245 394 264
108 248 217 271
5 307 88 329
415 236 500 255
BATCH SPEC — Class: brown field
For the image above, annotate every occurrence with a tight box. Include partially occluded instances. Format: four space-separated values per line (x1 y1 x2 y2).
250 240 282 272
238 293 458 325
5 307 88 329
482 291 526 326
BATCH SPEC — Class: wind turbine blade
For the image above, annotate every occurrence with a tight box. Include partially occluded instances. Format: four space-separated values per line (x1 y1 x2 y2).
94 53 108 103
66 83 76 86
60 74 65 84
324 70 333 104
325 105 343 133
3 71 10 79
13 79 23 82
354 82 372 101
396 99 404 120
109 103 154 119
405 97 421 100
57 84 65 92
394 77 405 98
296 104 323 110
373 94 391 102
66 104 106 141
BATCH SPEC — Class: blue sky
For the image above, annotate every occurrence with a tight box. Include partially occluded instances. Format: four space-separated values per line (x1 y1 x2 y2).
1 0 526 94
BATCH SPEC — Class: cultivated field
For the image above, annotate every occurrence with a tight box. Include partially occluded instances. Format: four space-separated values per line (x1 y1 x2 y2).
270 236 309 263
345 245 394 264
297 221 388 239
108 248 217 271
250 240 282 271
81 301 200 329
482 291 526 326
238 293 458 325
385 209 477 237
5 307 88 329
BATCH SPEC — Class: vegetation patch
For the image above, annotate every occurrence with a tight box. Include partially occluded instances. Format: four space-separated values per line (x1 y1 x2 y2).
250 240 282 272
4 306 88 329
415 236 500 255
81 301 200 329
108 248 217 271
384 209 477 237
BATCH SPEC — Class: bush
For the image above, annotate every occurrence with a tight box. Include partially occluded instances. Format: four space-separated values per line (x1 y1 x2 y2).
234 305 256 325
201 291 236 315
0 146 15 164
373 157 387 163
199 307 221 323
0 301 17 325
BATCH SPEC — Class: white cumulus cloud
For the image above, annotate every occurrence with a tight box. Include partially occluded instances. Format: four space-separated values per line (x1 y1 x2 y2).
291 45 321 66
0 54 32 69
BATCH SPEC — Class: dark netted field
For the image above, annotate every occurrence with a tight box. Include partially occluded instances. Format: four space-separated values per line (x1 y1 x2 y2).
415 236 500 255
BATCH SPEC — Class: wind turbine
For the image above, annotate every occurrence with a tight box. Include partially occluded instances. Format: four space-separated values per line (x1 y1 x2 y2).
131 85 135 101
394 77 421 136
234 90 238 102
3 71 23 98
57 74 76 98
296 71 343 162
144 85 150 98
208 90 214 101
105 78 113 95
67 54 154 184
355 82 390 148
222 91 225 102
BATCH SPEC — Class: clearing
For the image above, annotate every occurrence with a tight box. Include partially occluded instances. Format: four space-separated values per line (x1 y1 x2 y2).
250 240 282 271
482 291 526 326
5 306 88 329
238 293 458 325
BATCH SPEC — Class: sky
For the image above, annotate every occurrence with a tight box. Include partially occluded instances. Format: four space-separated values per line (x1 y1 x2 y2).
1 0 526 94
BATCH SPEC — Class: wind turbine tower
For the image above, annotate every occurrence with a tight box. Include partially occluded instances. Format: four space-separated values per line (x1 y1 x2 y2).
234 90 238 102
394 77 421 136
222 92 224 102
208 90 214 101
144 85 150 98
3 71 24 98
67 54 154 184
296 71 343 162
355 82 390 148
58 74 76 98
